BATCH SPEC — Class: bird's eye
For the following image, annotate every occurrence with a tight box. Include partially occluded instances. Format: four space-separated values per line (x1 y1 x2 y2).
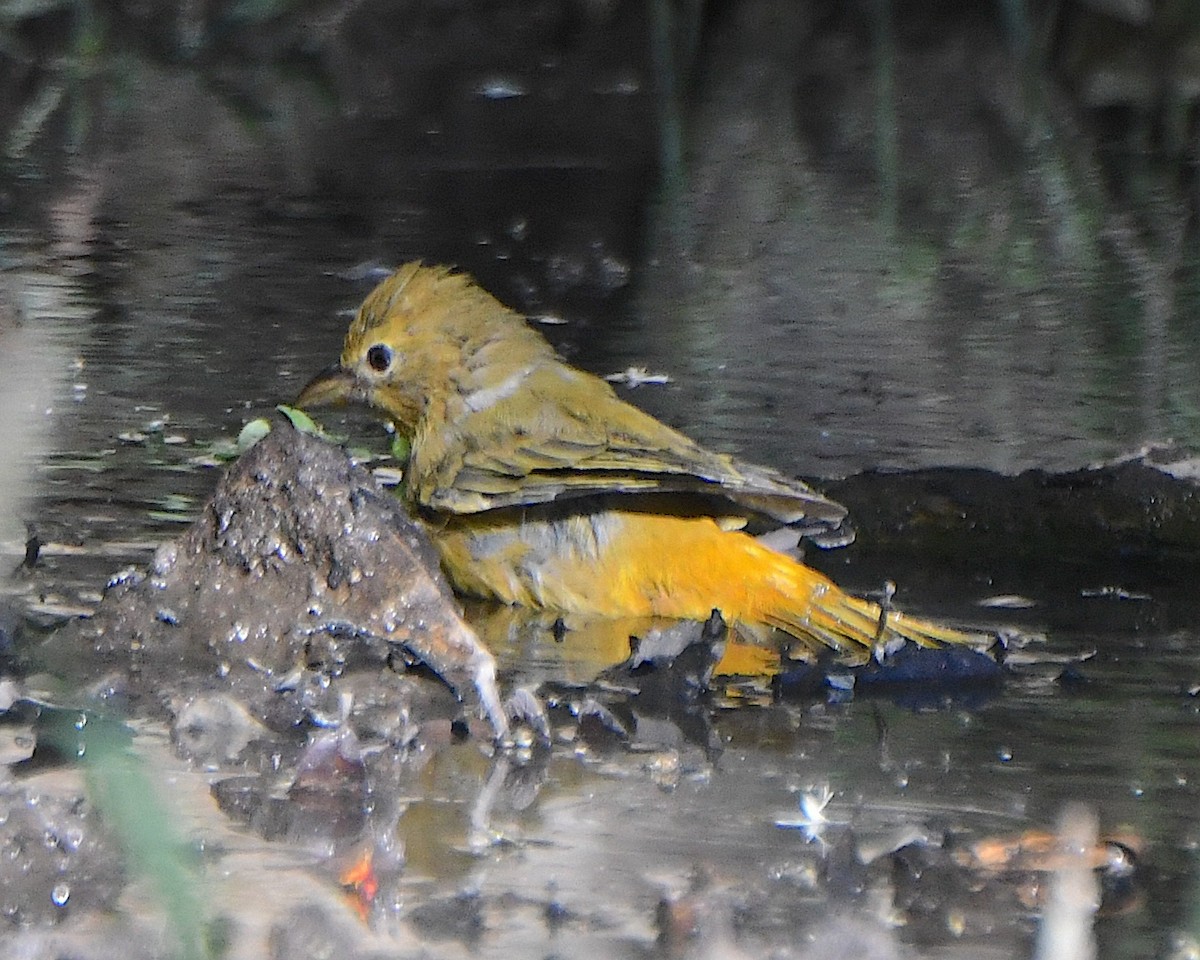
366 343 393 373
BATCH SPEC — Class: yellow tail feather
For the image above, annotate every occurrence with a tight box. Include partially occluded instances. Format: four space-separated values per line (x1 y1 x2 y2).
751 544 984 661
767 583 983 660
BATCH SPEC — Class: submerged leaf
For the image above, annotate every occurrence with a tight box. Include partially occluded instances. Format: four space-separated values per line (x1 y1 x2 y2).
42 710 209 960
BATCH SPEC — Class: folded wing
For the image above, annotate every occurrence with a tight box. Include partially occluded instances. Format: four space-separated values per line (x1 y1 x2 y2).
411 361 850 543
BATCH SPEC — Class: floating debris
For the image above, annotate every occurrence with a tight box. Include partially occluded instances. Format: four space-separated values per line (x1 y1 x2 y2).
978 594 1037 609
604 366 673 387
1079 586 1152 601
476 76 526 99
775 783 837 843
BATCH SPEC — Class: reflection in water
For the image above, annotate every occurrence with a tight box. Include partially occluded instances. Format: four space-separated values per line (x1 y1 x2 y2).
0 313 67 547
1 169 106 557
0 272 90 549
623 1 1198 480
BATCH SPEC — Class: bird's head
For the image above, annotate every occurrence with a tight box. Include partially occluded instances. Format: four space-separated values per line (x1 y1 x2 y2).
296 262 548 436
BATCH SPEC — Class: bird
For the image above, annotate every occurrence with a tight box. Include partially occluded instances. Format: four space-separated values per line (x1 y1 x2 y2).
296 262 980 661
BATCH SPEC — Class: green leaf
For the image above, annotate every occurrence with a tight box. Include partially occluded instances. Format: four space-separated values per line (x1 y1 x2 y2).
391 434 411 463
275 404 320 435
236 418 272 451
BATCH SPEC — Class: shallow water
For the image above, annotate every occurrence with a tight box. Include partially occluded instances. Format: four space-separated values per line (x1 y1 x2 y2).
5 185 1197 960
4 4 1200 958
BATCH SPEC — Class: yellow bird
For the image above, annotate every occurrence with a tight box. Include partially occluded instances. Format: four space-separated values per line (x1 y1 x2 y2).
297 263 979 661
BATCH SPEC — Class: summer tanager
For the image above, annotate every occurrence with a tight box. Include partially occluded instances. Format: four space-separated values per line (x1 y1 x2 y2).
297 263 978 660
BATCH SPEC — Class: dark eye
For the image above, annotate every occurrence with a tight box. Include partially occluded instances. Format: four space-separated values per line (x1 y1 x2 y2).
366 343 393 372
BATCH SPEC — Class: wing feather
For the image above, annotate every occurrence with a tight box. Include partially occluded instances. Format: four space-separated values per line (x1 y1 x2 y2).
411 362 848 537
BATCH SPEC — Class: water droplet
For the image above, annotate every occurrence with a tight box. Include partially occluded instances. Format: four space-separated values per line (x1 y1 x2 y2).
50 883 70 907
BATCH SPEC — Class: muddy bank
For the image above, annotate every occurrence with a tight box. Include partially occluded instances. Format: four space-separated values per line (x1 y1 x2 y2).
826 447 1200 566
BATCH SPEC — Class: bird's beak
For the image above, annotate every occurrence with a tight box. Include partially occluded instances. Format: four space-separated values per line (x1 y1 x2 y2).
295 363 365 409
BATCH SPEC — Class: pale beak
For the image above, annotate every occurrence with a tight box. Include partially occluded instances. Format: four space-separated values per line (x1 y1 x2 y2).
295 363 366 409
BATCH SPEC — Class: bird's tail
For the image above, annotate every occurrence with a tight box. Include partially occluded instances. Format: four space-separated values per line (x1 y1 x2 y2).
738 536 985 661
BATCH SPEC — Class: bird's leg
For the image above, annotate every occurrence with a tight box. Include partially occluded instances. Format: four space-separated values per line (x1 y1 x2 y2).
874 580 897 641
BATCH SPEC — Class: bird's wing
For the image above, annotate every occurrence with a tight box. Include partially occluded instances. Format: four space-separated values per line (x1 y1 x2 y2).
410 363 848 536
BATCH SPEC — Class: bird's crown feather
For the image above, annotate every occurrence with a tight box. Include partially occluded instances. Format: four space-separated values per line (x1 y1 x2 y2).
345 262 540 350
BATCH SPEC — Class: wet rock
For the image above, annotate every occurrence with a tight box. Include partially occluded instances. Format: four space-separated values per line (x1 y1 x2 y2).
853 645 1003 698
798 917 907 960
267 900 394 960
212 769 369 847
602 609 727 705
3 915 169 960
502 685 551 744
656 881 746 959
775 643 1002 710
0 596 24 665
170 693 271 763
531 614 732 760
57 420 507 739
579 611 727 749
289 726 367 801
0 769 123 926
408 889 485 946
826 448 1200 566
654 874 911 960
572 698 630 751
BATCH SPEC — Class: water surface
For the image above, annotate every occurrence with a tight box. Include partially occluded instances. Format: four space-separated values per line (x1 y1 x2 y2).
3 5 1200 957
